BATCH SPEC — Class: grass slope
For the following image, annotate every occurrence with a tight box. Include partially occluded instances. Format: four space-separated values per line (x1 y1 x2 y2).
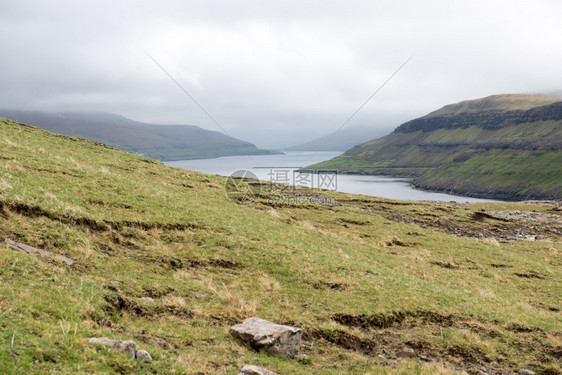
0 118 561 374
310 95 562 200
0 110 275 161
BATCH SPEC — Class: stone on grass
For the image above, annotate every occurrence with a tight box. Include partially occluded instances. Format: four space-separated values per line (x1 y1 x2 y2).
87 337 152 362
396 347 416 358
230 317 302 358
87 337 136 357
239 365 276 375
139 297 155 304
519 370 536 375
135 349 153 362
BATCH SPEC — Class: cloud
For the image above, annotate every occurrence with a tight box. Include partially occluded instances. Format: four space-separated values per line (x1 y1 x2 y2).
1 0 561 147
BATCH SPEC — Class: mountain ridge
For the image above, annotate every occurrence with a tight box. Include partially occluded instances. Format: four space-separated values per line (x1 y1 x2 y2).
0 109 276 161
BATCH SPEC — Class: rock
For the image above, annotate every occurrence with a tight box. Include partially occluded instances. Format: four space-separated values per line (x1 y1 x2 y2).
139 297 155 304
135 349 153 362
195 293 208 299
230 317 302 358
383 359 398 366
438 217 454 228
238 365 276 375
396 347 416 358
87 337 152 362
86 337 137 357
519 370 535 375
4 238 75 265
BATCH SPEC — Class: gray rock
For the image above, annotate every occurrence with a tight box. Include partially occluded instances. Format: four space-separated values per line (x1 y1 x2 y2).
135 349 153 362
438 217 454 228
139 297 155 304
230 317 302 358
5 238 75 265
519 370 535 375
396 347 416 358
195 293 209 300
86 337 136 357
239 365 276 375
383 359 398 366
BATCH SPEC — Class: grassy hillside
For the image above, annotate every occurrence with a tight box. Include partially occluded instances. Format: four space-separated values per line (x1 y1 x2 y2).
310 95 562 200
0 110 276 161
0 118 561 374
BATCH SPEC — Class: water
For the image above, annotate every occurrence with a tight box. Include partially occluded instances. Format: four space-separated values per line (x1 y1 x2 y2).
167 151 502 203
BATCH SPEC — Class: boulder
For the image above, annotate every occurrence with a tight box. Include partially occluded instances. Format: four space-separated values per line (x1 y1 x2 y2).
86 337 136 357
239 365 276 375
135 349 153 362
230 317 302 358
438 217 455 228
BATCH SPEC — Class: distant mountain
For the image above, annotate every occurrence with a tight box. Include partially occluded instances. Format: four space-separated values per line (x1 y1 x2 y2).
0 110 276 161
283 127 389 151
309 94 562 201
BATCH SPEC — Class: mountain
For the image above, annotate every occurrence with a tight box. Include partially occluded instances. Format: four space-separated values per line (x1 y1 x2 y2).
283 127 389 151
1 117 561 374
309 94 562 200
0 110 276 161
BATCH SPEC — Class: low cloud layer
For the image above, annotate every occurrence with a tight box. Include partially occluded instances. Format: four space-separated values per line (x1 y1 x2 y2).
1 0 561 147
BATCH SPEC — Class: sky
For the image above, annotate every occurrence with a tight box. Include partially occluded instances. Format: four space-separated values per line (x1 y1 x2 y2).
1 0 561 148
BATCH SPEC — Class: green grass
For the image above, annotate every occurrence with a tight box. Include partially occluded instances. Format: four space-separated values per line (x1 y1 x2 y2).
0 118 561 374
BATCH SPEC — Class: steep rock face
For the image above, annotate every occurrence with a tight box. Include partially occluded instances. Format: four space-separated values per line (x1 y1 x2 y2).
397 101 562 133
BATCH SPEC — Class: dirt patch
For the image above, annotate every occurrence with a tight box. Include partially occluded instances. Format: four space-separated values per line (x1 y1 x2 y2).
305 329 375 356
104 294 194 319
332 310 460 330
0 199 204 233
431 261 460 270
31 167 82 177
385 237 410 247
104 295 149 316
471 211 509 222
340 218 371 226
312 281 348 291
514 271 546 280
181 258 242 270
505 323 545 334
143 286 176 298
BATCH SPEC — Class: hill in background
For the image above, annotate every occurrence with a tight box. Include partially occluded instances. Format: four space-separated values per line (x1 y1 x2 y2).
0 110 276 161
310 94 562 201
283 126 389 152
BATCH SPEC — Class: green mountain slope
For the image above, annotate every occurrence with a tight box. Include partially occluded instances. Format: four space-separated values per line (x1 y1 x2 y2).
310 94 562 200
0 118 561 374
0 110 276 161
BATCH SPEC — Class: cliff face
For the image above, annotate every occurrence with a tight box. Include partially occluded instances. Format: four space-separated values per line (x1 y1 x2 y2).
397 101 562 133
309 94 562 200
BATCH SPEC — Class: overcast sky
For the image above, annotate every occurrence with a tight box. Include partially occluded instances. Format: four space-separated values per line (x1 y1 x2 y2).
1 0 561 148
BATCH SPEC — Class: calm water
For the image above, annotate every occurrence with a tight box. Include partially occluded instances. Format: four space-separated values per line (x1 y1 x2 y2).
167 151 502 203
